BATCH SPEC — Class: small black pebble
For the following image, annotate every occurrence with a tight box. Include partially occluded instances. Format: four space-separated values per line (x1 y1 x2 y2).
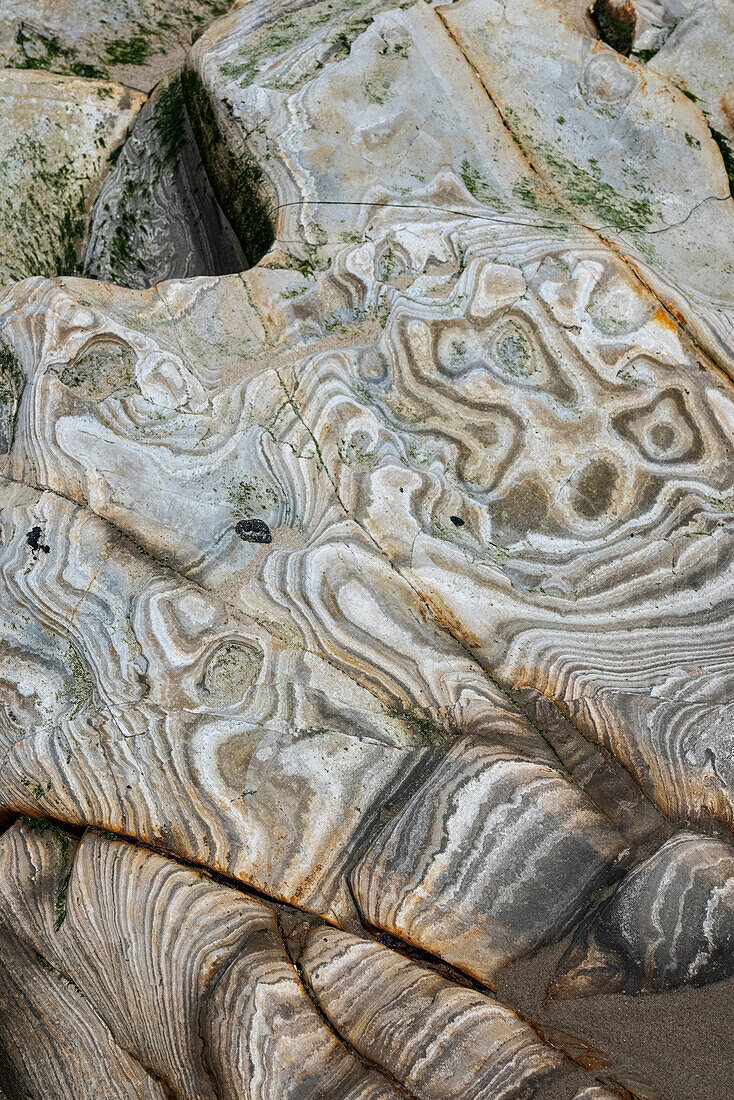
449 515 464 527
235 518 272 544
26 526 50 554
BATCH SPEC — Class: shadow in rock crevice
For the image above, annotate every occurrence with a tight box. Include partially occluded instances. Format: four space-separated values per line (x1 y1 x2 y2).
83 72 250 288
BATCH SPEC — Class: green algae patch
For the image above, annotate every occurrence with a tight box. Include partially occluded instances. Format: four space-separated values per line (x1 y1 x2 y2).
0 71 144 286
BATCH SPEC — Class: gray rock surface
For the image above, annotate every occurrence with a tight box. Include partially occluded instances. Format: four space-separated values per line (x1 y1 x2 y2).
1 0 734 1096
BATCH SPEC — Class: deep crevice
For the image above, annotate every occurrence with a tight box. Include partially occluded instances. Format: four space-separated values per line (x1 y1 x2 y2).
83 71 248 288
588 0 636 57
182 67 276 268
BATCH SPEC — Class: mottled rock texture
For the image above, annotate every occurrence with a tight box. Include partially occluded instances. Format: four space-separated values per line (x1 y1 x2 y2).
0 70 144 285
1 0 734 1096
0 0 231 91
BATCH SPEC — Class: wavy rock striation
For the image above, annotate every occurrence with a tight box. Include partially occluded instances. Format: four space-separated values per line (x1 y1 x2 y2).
1 0 734 1094
297 924 568 1098
552 829 734 996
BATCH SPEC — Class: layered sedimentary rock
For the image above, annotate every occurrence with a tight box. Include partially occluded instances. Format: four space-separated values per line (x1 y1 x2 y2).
0 69 144 285
297 924 567 1098
552 830 734 996
0 817 575 1098
1 0 734 1094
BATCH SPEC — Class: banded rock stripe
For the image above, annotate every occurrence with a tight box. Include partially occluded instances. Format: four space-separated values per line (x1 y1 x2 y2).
297 924 568 1098
352 736 626 986
0 923 168 1099
0 817 579 1099
571 1088 628 1100
552 829 734 996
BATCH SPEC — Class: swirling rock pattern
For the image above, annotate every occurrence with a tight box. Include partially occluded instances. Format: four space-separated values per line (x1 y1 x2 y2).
552 830 734 996
1 0 734 1094
0 476 430 923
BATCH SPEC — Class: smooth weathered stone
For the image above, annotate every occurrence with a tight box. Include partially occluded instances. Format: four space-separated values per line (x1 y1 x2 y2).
83 75 246 287
0 819 399 1098
648 0 734 150
298 924 569 1098
552 830 734 996
352 736 625 985
512 687 672 861
0 0 231 91
0 69 144 286
439 0 734 378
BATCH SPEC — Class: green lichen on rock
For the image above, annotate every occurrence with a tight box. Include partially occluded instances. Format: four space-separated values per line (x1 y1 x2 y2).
0 71 144 286
0 339 24 452
709 126 734 196
22 817 73 932
542 148 654 231
58 645 95 719
10 22 108 80
4 1 233 91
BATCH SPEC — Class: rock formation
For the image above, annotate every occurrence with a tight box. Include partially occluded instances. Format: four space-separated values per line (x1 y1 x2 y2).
0 0 733 1096
0 70 144 285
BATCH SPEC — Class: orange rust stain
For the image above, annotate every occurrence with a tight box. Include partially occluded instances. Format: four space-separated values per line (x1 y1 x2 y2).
652 305 680 332
428 597 483 650
289 862 323 903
